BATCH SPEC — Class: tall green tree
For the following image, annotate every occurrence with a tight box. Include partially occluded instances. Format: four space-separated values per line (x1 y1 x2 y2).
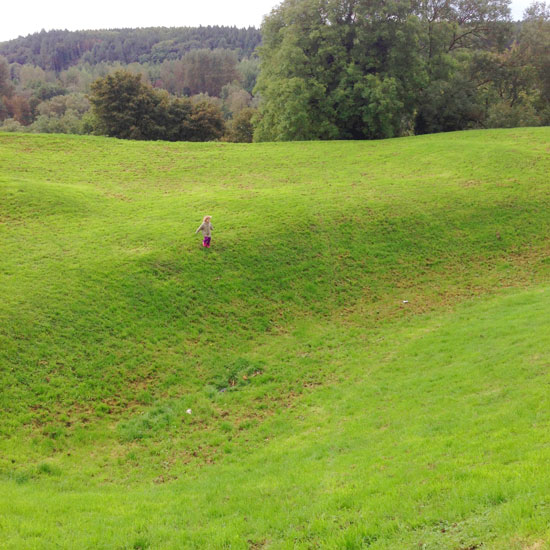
160 49 241 97
89 70 166 139
0 55 12 120
255 0 425 140
186 101 226 141
520 2 550 106
255 0 511 141
223 107 257 142
238 57 261 94
0 56 12 98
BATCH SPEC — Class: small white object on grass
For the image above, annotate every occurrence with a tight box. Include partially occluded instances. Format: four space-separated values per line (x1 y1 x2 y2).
186 409 192 415
403 300 409 304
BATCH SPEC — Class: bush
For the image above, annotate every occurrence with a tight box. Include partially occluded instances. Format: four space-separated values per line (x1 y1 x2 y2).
90 70 226 141
223 107 256 143
0 118 24 132
27 111 89 135
486 97 542 128
186 100 225 142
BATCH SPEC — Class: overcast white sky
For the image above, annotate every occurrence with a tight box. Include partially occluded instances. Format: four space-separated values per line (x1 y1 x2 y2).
0 0 538 43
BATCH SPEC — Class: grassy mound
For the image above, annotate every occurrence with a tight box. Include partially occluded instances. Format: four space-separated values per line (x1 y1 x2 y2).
1 128 550 548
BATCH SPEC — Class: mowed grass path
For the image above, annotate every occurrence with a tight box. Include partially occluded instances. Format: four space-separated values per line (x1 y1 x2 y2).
1 129 550 548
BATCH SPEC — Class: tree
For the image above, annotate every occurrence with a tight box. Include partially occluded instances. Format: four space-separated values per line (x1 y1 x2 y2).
461 2 550 128
255 0 421 140
186 101 225 141
221 82 252 119
224 107 257 142
0 56 13 98
89 70 167 139
238 57 260 94
89 70 225 141
0 27 261 71
3 95 33 125
162 96 194 140
255 76 339 141
520 2 550 105
158 49 241 97
0 118 24 132
415 0 510 62
255 0 512 141
415 72 485 134
0 55 13 121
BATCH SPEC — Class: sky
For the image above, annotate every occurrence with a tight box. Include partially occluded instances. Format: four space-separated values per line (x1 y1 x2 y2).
0 0 539 43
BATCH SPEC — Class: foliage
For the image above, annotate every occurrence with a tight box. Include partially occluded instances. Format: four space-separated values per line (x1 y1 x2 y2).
30 82 68 102
89 70 225 141
255 0 427 140
223 107 257 142
0 27 262 71
332 72 407 139
1 94 33 125
255 0 550 141
0 117 23 131
0 28 260 137
0 55 13 97
237 56 260 94
519 2 550 105
254 76 339 141
185 100 226 141
159 49 241 96
220 82 252 119
33 93 85 120
415 71 485 134
89 70 167 140
27 112 88 135
485 95 543 127
1 5 550 141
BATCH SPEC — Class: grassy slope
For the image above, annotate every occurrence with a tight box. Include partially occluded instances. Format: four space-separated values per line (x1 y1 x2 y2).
1 129 550 549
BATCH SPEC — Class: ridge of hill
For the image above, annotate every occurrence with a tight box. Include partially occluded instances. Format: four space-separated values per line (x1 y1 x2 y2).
1 128 550 548
0 26 262 71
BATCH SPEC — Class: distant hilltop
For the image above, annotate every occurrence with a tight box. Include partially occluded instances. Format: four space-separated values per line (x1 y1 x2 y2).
0 26 262 72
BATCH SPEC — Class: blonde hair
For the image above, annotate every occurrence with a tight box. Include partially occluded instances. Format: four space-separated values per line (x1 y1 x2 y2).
203 215 211 223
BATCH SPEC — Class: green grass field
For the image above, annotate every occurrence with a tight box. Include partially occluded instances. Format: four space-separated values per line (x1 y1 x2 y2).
1 128 550 549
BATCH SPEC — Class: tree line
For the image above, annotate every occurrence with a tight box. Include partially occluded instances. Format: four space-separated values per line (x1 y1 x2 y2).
0 44 260 141
88 70 254 142
1 3 549 142
0 27 261 71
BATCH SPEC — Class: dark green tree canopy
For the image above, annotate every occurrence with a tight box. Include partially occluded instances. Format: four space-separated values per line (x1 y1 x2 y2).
254 0 514 141
89 70 225 141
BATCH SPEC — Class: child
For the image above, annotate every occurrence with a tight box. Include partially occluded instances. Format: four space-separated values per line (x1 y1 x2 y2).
195 215 213 248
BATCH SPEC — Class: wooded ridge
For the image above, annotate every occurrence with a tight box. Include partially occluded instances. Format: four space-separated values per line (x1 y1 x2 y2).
0 26 262 71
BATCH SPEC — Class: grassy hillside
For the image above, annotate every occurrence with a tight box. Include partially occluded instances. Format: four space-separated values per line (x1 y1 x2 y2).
1 128 550 549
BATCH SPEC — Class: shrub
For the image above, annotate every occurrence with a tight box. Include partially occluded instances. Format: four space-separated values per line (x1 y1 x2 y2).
0 118 24 132
223 107 256 143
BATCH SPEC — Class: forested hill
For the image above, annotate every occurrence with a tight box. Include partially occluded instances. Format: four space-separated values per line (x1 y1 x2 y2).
0 26 262 71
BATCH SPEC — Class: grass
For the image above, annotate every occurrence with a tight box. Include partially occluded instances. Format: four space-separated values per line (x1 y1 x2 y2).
1 128 550 548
